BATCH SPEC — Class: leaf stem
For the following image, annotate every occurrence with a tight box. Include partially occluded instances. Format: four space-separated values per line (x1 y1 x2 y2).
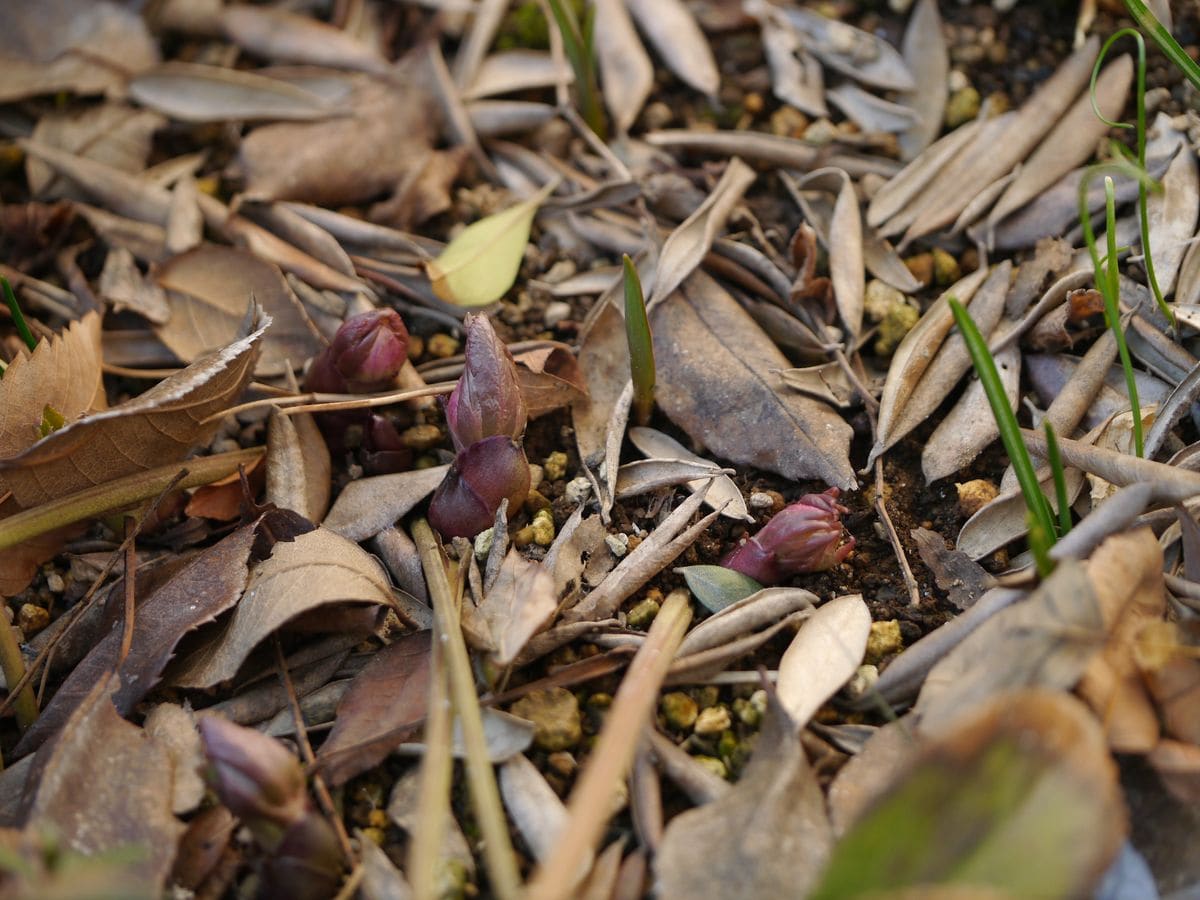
0 607 37 733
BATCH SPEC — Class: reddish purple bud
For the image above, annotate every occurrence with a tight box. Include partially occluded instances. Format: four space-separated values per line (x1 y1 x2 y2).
722 488 854 585
444 314 527 452
306 309 409 394
198 717 307 841
428 435 531 538
260 813 344 900
360 414 413 475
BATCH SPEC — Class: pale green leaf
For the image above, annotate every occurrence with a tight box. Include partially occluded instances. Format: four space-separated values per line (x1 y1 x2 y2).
677 564 763 613
426 180 559 306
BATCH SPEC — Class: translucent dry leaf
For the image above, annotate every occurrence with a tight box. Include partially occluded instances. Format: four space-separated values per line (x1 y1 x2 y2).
128 61 341 122
475 549 556 666
777 594 871 729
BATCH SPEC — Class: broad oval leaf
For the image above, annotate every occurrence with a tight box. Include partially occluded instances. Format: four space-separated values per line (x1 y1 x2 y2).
677 565 763 613
426 180 558 306
777 594 871 728
129 61 341 122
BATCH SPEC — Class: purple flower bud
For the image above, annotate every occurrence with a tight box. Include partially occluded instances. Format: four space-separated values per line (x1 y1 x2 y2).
198 717 307 844
444 314 527 452
361 414 413 475
261 813 344 900
306 309 409 394
428 435 531 538
722 488 854 585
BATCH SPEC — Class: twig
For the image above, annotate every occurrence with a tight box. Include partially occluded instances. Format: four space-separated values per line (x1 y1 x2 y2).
412 519 522 900
525 588 693 900
873 458 921 607
273 637 355 865
208 383 454 424
117 516 137 668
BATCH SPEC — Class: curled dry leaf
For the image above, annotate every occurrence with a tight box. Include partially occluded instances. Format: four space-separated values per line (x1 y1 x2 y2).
155 245 323 376
955 467 1085 560
266 405 331 523
812 690 1125 899
655 697 833 900
322 464 449 542
318 631 431 786
0 308 267 509
776 594 871 729
172 526 394 689
23 676 184 893
629 426 751 521
791 168 865 337
652 270 855 489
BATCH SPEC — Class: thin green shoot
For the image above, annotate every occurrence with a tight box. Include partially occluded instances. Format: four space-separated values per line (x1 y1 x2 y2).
544 0 606 139
2 277 36 352
949 297 1056 575
1090 27 1172 328
622 254 655 426
1043 420 1072 537
1124 0 1200 93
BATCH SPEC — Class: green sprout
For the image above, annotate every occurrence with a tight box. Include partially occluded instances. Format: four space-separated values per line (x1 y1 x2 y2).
622 254 655 426
1124 0 1200 93
949 297 1057 576
544 0 606 139
1043 420 1072 537
3 276 37 353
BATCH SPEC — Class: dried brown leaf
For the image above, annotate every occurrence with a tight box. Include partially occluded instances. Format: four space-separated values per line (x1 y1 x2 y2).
1145 116 1200 295
129 61 342 122
0 309 266 509
322 465 449 542
266 406 331 523
777 594 871 729
625 0 719 96
26 104 163 200
652 270 855 488
628 426 750 521
172 525 393 689
898 0 948 160
143 704 206 815
475 550 556 666
514 344 588 418
594 0 654 134
218 5 388 74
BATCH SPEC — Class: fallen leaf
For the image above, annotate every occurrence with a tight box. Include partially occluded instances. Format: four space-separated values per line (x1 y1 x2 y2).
322 465 449 542
655 697 833 899
154 244 323 377
23 676 184 893
172 525 394 689
625 0 720 96
499 753 574 864
318 631 431 786
266 405 331 523
628 426 751 521
910 527 990 610
1144 115 1200 295
776 594 871 729
791 168 865 337
218 5 389 74
462 51 571 100
427 180 558 306
184 455 265 521
593 0 654 134
826 719 919 836
99 245 171 323
811 690 1125 899
128 61 342 122
143 704 206 815
474 549 556 666
897 0 948 160
651 269 855 489
0 308 267 509
676 565 763 613
514 344 589 417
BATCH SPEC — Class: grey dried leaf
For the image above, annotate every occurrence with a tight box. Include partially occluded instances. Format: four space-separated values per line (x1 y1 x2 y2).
956 468 1086 560
218 5 389 74
593 0 654 134
1145 115 1199 295
462 51 571 100
236 200 358 278
628 426 751 521
615 458 728 499
827 83 916 133
790 168 865 337
625 0 720 96
870 265 991 466
466 99 558 137
476 550 556 666
755 2 828 117
674 587 815 664
322 465 449 543
652 270 856 488
867 117 983 229
97 246 169 324
911 527 990 610
266 406 331 523
165 175 203 255
452 0 508 89
776 594 871 729
776 362 858 408
897 0 947 160
826 719 918 836
499 754 577 867
128 62 342 122
777 6 914 90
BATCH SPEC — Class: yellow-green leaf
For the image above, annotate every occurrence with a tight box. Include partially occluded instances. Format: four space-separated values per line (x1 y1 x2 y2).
426 180 559 306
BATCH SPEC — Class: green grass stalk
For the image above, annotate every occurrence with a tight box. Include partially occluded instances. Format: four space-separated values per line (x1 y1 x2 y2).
1124 0 1200 92
622 254 656 426
545 0 606 139
949 298 1057 574
1043 421 1072 537
2 277 36 352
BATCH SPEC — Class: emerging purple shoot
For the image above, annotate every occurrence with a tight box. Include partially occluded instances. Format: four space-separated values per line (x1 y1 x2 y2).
427 435 531 538
722 488 854 585
444 313 527 452
305 308 409 395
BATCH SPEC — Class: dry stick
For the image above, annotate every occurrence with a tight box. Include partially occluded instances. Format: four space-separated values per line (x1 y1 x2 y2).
207 383 455 424
0 447 262 551
873 457 921 607
412 519 522 900
117 516 137 668
273 637 356 865
525 588 693 900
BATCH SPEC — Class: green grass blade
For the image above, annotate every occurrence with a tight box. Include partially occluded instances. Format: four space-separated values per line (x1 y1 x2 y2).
1043 421 1072 537
1026 510 1056 579
1101 176 1145 458
949 298 1057 557
2 277 37 352
544 0 606 138
1125 0 1200 93
623 254 655 426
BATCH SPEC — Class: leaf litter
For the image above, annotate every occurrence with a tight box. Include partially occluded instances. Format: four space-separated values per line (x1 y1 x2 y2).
2 1 1200 897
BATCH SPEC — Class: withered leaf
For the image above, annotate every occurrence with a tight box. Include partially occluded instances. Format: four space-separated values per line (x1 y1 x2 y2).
897 0 947 160
322 465 449 542
655 697 833 899
23 676 184 892
143 704 206 816
628 426 750 521
154 244 322 377
129 61 342 122
625 0 720 96
812 690 1125 899
593 0 653 135
172 526 393 689
1145 115 1199 295
514 344 588 418
651 270 855 489
218 5 389 74
266 405 331 524
777 6 913 90
0 309 267 509
13 511 273 757
475 549 556 666
318 631 431 786
777 594 871 729
790 168 864 337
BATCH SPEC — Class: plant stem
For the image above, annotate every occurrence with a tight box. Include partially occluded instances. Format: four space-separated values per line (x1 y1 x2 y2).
409 610 452 900
0 447 263 551
2 277 37 351
1043 421 1072 537
0 606 37 732
1102 176 1145 457
525 588 693 900
623 255 656 426
1124 0 1200 92
412 519 522 900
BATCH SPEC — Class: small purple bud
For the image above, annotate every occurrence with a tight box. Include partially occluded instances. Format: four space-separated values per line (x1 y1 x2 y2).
444 314 527 452
428 435 531 538
260 813 344 900
306 309 409 394
198 717 307 843
722 488 854 585
361 414 413 475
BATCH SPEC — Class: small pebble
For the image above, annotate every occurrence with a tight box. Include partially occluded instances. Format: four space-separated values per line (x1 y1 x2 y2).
732 696 762 728
543 451 568 482
865 620 903 664
661 692 699 731
932 247 961 286
874 303 920 356
564 476 592 505
426 333 460 358
45 572 65 593
400 424 442 450
367 809 388 829
626 596 660 630
17 604 49 637
694 705 732 736
864 279 910 324
543 301 572 328
956 479 999 518
749 491 775 511
529 508 555 546
770 106 809 137
546 751 577 777
641 101 673 130
845 664 879 700
605 533 629 558
749 689 768 719
527 463 545 490
524 489 552 513
542 260 576 284
693 755 728 779
473 528 494 561
904 252 934 286
945 85 981 128
510 688 582 752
